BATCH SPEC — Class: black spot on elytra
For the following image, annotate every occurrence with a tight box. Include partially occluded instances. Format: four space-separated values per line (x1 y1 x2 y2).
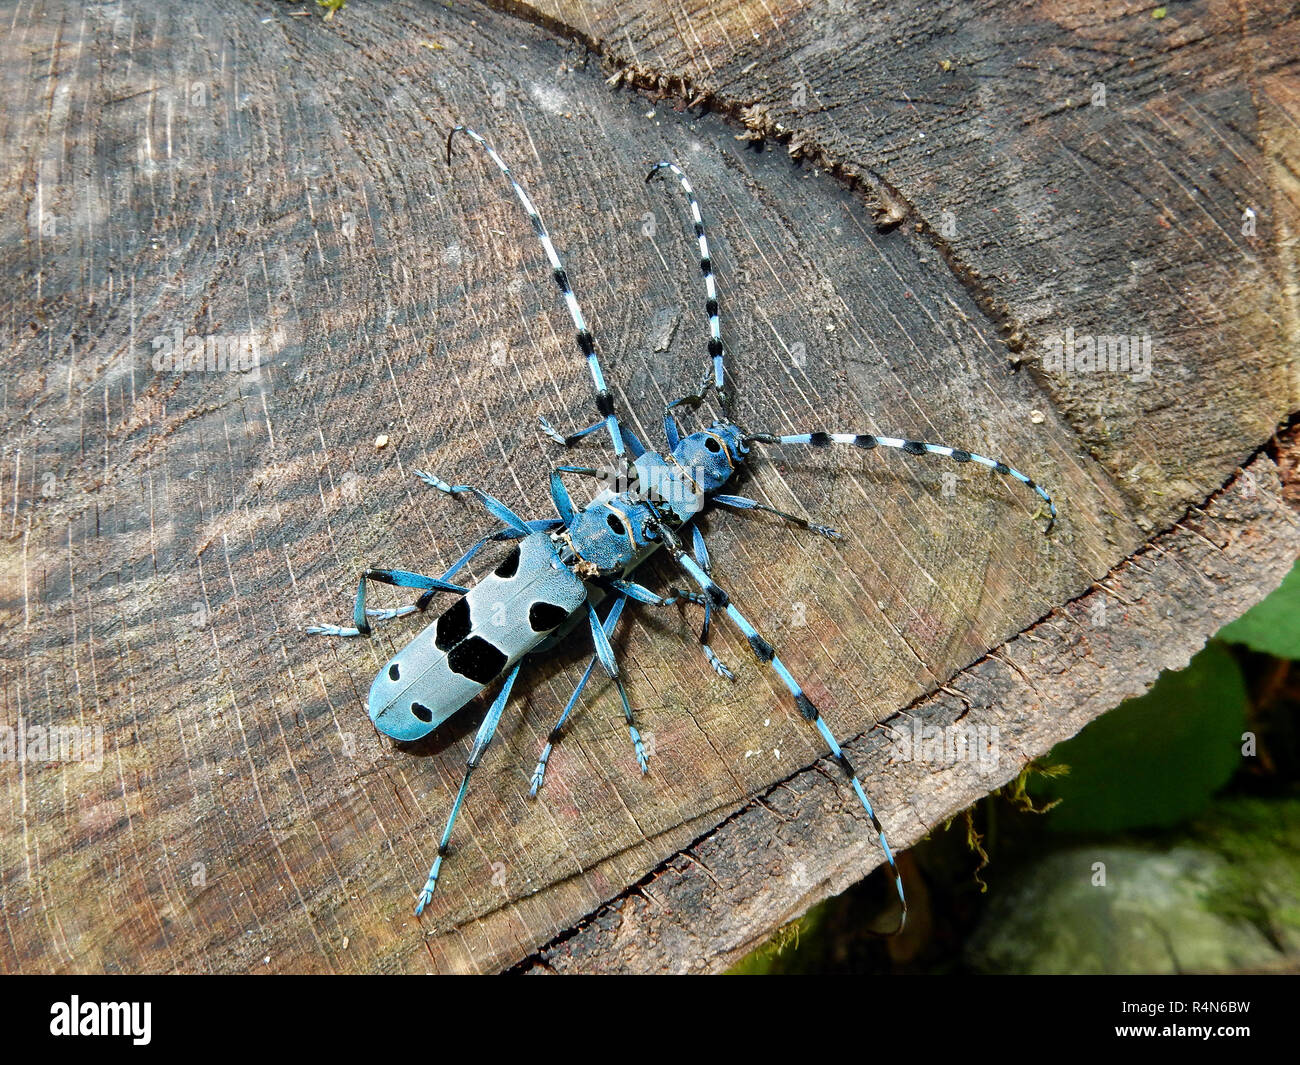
447 636 508 684
435 597 472 651
529 601 570 632
388 663 401 681
494 546 521 579
410 702 433 723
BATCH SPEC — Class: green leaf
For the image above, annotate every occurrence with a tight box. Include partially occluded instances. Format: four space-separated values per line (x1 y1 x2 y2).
1031 641 1247 832
1217 558 1300 660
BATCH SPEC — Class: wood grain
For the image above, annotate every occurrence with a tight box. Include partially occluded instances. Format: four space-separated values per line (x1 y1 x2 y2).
508 0 1300 530
517 438 1300 972
0 0 1294 973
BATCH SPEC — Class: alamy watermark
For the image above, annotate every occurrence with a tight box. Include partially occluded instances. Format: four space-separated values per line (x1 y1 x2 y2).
1041 327 1153 382
888 719 1000 776
50 997 150 1045
590 460 710 510
0 719 103 771
149 326 275 373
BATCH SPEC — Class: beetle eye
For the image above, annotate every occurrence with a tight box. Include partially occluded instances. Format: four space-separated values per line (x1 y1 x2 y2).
704 437 721 453
606 512 626 535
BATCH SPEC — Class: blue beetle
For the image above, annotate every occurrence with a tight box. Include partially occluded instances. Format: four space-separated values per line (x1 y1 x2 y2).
309 128 1057 923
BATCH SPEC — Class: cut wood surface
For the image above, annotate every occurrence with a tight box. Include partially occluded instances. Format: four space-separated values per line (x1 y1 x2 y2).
518 438 1300 972
510 0 1300 529
0 0 1295 973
